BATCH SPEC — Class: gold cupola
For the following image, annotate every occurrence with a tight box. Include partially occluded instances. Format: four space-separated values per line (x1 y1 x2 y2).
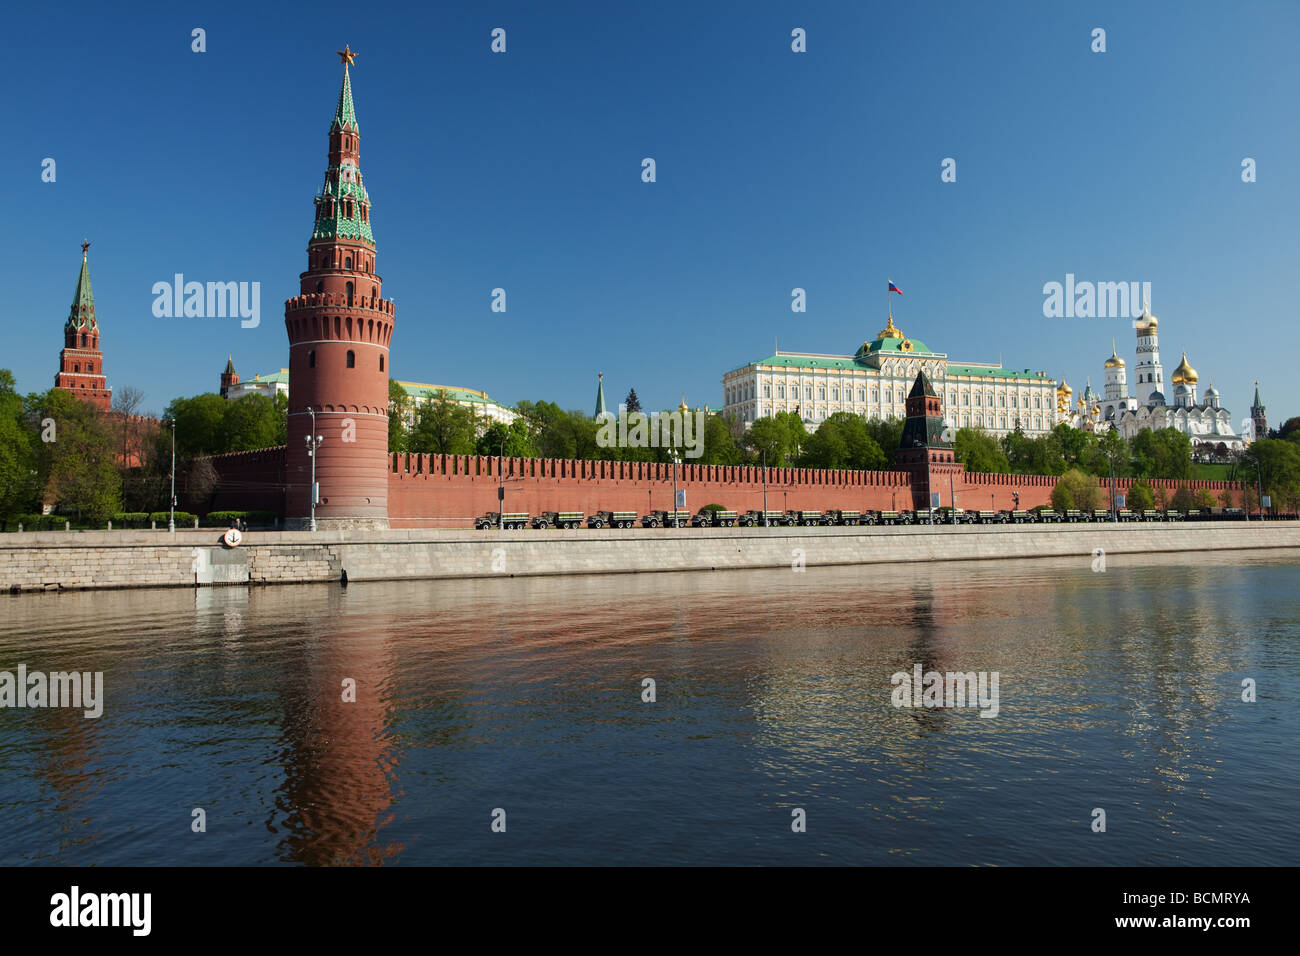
1135 299 1158 332
1171 350 1198 385
1057 377 1073 396
1104 339 1125 368
877 313 904 340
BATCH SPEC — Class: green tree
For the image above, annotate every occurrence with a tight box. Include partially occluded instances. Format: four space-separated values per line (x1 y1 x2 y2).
1050 468 1102 511
1130 427 1192 480
221 394 282 452
624 389 641 414
699 413 743 466
775 411 808 462
863 415 904 459
745 416 791 466
166 393 229 457
1127 480 1155 511
477 418 538 458
1192 487 1217 509
1170 485 1195 510
38 389 122 522
388 379 410 453
1243 439 1300 514
0 371 40 520
410 390 480 455
1002 429 1065 475
954 428 1010 474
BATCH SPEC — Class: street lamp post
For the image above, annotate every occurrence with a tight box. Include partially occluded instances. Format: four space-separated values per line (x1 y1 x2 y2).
949 468 956 525
670 450 681 527
1252 456 1264 520
305 406 323 532
498 437 506 531
762 451 768 527
168 418 176 533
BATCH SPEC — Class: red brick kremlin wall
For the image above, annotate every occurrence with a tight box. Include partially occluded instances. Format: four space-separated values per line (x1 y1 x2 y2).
201 447 1244 526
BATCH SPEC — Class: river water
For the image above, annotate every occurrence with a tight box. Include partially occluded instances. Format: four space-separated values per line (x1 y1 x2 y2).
1 550 1297 866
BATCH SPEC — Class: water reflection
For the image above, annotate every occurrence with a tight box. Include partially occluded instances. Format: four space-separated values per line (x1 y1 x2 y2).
0 550 1297 865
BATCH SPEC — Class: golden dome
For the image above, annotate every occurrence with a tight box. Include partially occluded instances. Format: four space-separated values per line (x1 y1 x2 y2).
1171 350 1198 385
1135 304 1158 333
678 393 689 413
877 313 905 340
1104 340 1125 368
1057 379 1073 395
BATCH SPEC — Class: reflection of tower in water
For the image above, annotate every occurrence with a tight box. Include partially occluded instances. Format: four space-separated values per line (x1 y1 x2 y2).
266 585 402 865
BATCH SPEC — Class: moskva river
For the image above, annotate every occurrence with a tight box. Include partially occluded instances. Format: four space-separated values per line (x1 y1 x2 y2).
2 550 1297 865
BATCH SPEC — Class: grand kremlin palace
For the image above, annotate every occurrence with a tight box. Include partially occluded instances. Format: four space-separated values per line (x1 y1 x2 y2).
722 314 1058 436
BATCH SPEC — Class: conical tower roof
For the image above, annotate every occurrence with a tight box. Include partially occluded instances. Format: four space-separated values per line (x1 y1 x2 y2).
595 373 608 417
332 47 359 131
67 241 96 331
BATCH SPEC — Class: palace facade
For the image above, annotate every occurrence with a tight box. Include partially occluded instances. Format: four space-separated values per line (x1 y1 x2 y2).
721 314 1058 436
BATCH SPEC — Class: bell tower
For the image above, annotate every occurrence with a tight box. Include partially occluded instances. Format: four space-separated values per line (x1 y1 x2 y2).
284 46 396 529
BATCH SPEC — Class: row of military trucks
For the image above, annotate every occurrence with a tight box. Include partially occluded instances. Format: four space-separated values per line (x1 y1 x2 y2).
473 506 1253 530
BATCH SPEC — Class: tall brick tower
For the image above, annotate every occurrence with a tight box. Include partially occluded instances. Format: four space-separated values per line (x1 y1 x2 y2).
896 371 960 510
54 241 112 410
284 46 396 529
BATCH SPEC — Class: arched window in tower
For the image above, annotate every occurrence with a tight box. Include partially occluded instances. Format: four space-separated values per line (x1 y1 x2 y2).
345 256 352 270
346 281 354 307
316 281 323 293
379 355 385 372
370 285 377 302
346 350 355 369
308 350 316 369
74 364 80 373
321 255 329 269
80 334 86 347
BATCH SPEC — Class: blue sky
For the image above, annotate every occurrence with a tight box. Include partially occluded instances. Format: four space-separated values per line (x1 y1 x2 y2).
6 0 1297 425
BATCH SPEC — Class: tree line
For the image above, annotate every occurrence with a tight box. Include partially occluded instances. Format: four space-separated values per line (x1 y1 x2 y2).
5 367 1298 525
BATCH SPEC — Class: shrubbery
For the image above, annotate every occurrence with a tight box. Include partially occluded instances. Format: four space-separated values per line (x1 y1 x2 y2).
203 510 276 527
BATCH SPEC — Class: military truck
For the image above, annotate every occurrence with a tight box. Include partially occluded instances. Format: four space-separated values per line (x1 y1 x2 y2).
474 511 530 530
531 511 585 529
740 509 789 527
641 509 692 528
690 509 739 528
587 510 638 529
1001 509 1035 524
872 510 911 526
822 509 863 526
785 509 824 526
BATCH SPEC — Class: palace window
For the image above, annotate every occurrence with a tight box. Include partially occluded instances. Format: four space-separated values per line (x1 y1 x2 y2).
963 393 970 405
999 394 1006 407
818 387 826 400
832 388 839 401
962 414 970 428
871 389 878 401
974 393 981 406
885 389 892 403
858 388 865 402
763 385 771 398
805 387 812 400
346 350 355 368
777 385 785 399
999 415 1007 429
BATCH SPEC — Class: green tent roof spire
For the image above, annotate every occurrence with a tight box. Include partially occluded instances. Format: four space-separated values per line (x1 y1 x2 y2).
332 48 358 132
67 240 96 331
595 372 608 417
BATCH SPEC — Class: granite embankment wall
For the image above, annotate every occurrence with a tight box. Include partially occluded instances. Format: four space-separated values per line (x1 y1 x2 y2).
2 523 1296 593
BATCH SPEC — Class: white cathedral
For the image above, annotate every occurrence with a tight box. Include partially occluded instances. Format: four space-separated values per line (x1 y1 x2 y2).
1059 301 1245 457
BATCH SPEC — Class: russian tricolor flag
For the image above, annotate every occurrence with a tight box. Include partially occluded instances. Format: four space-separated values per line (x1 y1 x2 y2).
888 281 903 295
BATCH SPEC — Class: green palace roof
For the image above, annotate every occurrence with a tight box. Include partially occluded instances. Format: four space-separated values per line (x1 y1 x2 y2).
396 381 512 409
